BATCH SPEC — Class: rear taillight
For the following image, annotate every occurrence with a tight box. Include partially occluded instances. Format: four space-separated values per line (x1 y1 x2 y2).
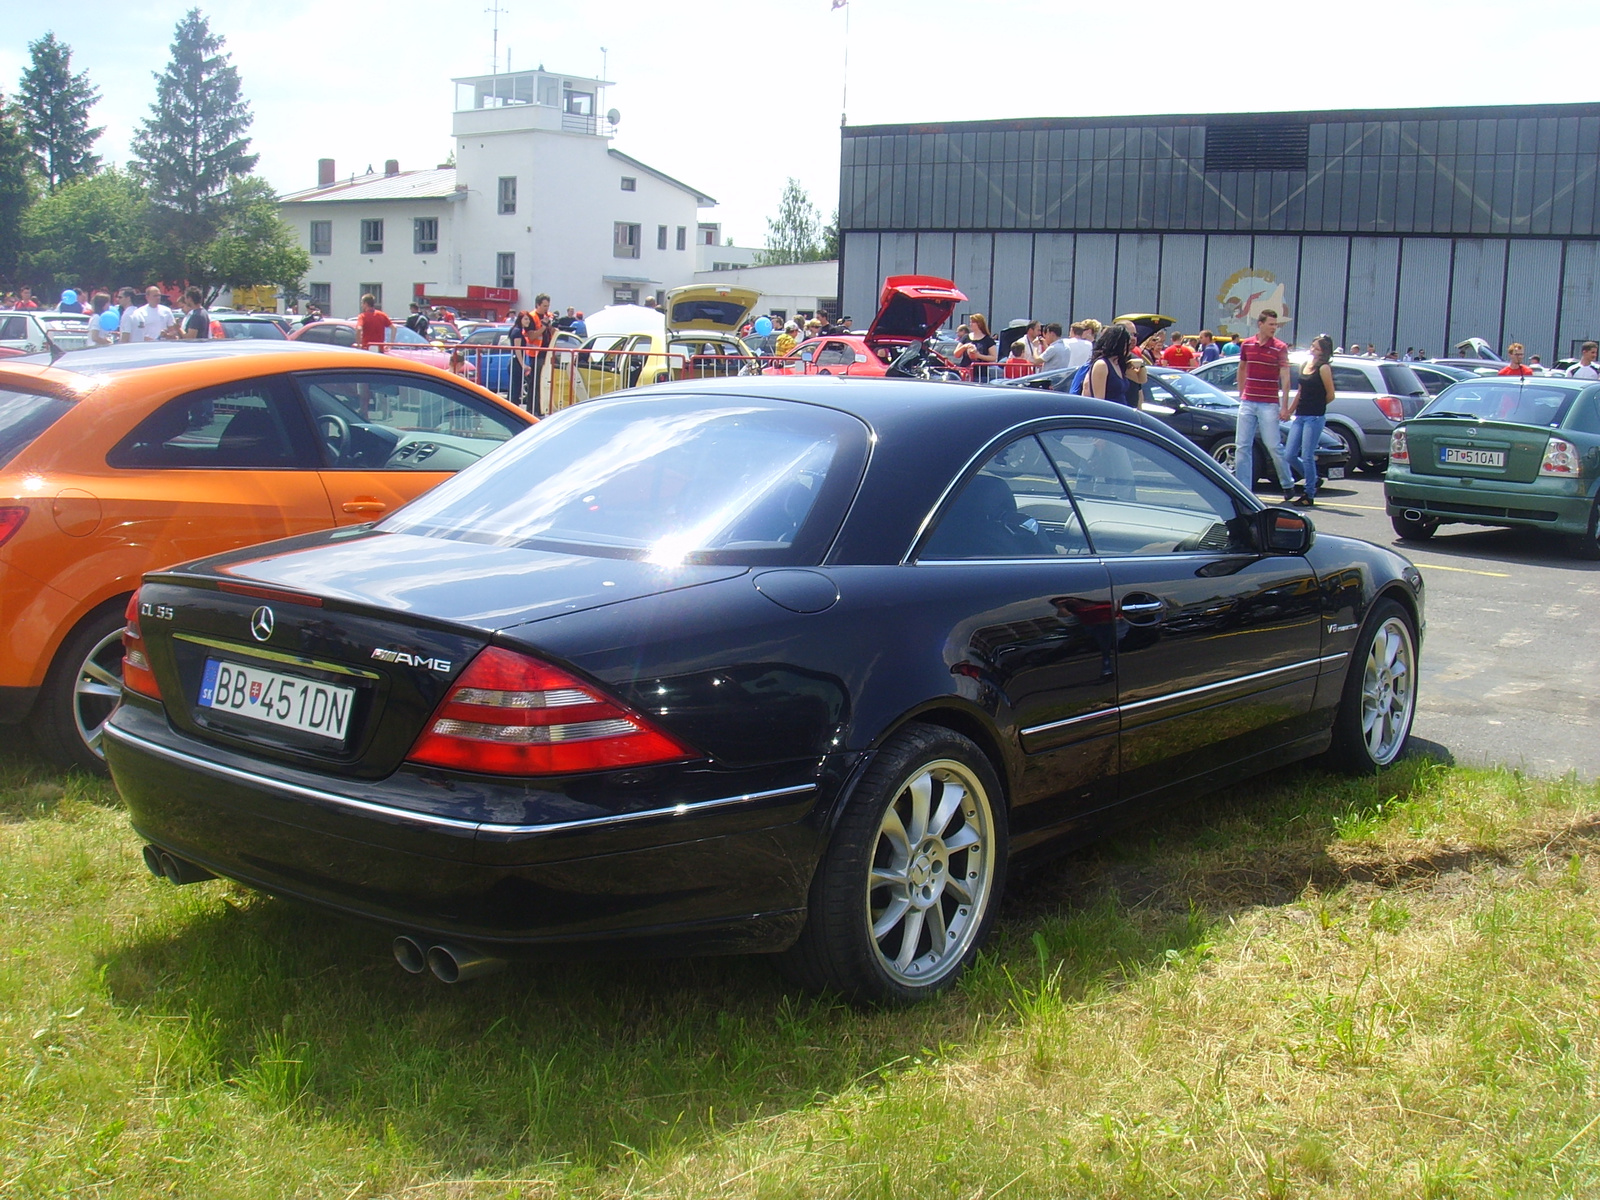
1389 428 1409 464
121 591 162 700
1540 437 1581 477
1374 394 1406 422
0 506 26 549
406 646 698 776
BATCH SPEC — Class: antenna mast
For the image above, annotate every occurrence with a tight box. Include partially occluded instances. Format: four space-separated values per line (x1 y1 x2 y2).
486 3 508 75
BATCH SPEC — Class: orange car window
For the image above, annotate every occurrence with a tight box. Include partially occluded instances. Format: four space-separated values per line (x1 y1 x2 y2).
297 371 523 469
107 378 316 470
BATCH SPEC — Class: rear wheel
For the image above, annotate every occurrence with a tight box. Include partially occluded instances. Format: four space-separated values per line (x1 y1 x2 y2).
1569 497 1600 560
1327 598 1417 772
33 601 128 775
775 724 1007 1005
1328 424 1364 474
1390 510 1440 541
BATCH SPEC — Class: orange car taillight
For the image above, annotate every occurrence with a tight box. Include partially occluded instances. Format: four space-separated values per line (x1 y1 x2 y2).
1374 394 1406 422
1389 428 1409 464
1539 437 1581 477
406 646 698 776
121 591 162 700
0 506 26 549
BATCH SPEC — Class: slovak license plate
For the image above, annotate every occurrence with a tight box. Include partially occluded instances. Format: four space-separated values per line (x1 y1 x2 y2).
199 659 354 742
1441 446 1504 467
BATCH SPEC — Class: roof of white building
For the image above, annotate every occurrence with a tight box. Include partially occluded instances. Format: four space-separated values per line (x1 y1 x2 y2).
608 150 716 207
281 168 462 204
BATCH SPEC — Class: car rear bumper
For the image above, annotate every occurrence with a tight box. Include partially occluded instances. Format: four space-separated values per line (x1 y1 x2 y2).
104 700 838 956
1384 475 1593 533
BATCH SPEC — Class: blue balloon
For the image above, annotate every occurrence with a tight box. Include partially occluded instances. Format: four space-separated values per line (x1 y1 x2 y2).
60 289 77 305
753 316 773 337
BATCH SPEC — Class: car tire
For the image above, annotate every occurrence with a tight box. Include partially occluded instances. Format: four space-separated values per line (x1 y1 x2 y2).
774 723 1007 1005
1328 424 1364 472
1325 597 1418 773
1209 439 1238 474
1569 498 1600 561
33 599 129 775
1390 510 1439 541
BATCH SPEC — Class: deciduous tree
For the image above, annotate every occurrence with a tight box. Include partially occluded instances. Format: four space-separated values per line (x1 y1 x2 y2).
195 177 308 302
20 169 153 293
760 178 825 265
18 33 102 191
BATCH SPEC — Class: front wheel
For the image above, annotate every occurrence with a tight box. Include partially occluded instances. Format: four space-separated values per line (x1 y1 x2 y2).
33 601 129 775
1326 598 1418 772
775 724 1007 1004
1209 439 1239 475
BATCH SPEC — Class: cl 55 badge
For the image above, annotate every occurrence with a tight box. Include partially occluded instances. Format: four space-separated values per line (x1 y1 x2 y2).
371 648 453 673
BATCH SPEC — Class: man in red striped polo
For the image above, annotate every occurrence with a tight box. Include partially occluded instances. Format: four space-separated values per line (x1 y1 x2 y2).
1234 310 1296 502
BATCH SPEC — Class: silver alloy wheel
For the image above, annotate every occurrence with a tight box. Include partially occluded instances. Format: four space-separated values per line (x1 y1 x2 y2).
867 759 996 987
1360 615 1416 766
73 627 125 759
1211 441 1238 473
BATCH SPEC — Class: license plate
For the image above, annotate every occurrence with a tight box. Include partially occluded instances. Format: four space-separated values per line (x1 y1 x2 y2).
1327 467 1346 479
1441 446 1504 467
199 659 354 742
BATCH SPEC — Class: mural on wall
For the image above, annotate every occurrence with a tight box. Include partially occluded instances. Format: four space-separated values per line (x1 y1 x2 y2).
1216 268 1292 339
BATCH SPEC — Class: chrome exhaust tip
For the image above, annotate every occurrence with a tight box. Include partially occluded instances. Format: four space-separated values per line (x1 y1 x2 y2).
425 942 506 984
1403 509 1424 522
147 847 214 885
392 935 427 975
141 844 165 878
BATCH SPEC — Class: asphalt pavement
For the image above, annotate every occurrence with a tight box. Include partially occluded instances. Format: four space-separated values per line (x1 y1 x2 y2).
1264 472 1600 780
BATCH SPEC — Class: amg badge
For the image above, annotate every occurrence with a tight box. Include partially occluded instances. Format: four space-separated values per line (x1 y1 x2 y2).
371 647 453 673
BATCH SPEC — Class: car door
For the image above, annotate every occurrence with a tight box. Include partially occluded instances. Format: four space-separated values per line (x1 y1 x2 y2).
461 329 510 394
102 376 336 562
1037 426 1322 804
813 341 858 375
295 370 528 525
915 432 1119 846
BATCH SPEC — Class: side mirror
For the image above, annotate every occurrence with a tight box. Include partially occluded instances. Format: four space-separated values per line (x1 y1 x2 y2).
1255 506 1314 555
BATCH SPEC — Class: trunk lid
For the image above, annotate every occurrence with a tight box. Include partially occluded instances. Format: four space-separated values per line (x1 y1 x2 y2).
865 275 966 346
1402 418 1552 483
139 530 746 777
665 285 759 334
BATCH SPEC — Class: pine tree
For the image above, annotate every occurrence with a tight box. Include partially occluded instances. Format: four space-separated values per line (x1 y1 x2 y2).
0 95 33 285
130 7 257 266
17 33 102 191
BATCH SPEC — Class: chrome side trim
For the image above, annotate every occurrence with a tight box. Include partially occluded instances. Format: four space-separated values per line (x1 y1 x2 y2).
102 723 815 837
1019 653 1340 739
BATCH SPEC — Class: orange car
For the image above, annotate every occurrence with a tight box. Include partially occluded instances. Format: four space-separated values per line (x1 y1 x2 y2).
0 340 532 771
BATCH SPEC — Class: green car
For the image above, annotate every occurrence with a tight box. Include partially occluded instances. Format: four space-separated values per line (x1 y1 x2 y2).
1385 376 1600 557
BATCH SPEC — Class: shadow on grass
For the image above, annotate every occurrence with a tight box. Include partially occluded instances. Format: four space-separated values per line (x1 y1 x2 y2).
93 753 1457 1177
0 732 121 820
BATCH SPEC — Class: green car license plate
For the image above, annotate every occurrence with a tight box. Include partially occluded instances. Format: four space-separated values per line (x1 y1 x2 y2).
1441 447 1504 467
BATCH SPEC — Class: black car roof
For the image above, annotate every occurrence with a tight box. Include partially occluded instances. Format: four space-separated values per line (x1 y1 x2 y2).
5 339 349 376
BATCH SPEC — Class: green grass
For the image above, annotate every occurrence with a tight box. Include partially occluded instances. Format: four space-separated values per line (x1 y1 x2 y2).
3 740 1600 1197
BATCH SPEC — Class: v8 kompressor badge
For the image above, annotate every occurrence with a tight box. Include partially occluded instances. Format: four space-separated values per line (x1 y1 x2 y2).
370 647 453 673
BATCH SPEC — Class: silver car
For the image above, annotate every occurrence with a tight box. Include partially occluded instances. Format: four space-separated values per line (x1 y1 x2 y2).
1190 353 1430 472
0 310 91 355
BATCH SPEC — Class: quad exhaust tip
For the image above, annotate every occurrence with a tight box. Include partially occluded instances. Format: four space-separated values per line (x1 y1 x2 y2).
141 844 214 886
393 936 505 983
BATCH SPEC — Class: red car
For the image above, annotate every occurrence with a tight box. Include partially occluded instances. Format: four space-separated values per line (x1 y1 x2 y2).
288 320 467 375
774 275 968 380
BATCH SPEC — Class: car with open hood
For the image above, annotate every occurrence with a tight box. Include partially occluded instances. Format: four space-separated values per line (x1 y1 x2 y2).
772 276 968 381
574 285 763 398
105 374 1423 1004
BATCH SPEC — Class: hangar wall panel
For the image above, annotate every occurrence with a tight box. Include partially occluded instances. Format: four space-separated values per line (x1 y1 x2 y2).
1115 234 1163 319
1447 239 1509 350
1393 239 1451 357
953 233 994 321
1031 233 1075 323
1345 238 1401 351
915 232 954 279
1072 235 1117 326
1502 239 1562 358
841 233 879 325
1558 241 1600 357
991 234 1035 326
1157 235 1206 334
1294 238 1352 346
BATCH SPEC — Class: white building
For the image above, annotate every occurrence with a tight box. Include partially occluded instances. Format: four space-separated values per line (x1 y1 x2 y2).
279 68 718 319
689 260 840 325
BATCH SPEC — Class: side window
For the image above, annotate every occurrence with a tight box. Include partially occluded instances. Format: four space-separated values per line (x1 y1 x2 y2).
1331 366 1372 395
798 343 818 363
298 372 524 469
921 435 1089 560
1201 360 1238 390
1038 429 1251 556
816 341 855 368
0 316 29 340
108 379 314 469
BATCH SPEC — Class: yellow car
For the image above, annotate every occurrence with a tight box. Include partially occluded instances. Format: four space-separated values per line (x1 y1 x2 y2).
575 285 762 399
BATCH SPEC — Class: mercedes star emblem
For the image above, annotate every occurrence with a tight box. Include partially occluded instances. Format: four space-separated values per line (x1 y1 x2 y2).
249 606 275 642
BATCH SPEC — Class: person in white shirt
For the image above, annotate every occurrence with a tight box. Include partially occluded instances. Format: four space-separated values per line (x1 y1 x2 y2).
131 285 174 342
1039 323 1073 372
116 287 141 343
1568 341 1600 381
1062 320 1094 370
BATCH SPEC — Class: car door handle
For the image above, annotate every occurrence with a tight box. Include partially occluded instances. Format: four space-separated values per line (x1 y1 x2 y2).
341 497 387 514
1119 594 1165 624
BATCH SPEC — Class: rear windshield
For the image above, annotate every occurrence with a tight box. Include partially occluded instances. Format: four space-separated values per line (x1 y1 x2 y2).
1423 382 1579 427
0 388 74 468
1380 363 1428 396
1154 370 1237 408
380 395 871 565
223 321 286 340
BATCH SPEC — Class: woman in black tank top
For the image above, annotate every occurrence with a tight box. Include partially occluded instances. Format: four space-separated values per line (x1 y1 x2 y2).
1286 334 1335 506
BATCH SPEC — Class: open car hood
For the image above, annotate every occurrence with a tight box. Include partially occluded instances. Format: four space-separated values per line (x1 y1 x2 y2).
866 275 966 344
665 285 760 334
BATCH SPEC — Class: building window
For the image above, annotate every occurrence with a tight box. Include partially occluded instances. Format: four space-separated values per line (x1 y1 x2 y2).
497 252 515 290
657 225 668 250
308 282 331 310
613 222 640 259
700 223 718 246
413 217 438 255
359 283 382 307
620 177 636 191
498 176 517 214
654 289 666 308
360 219 383 254
613 285 639 305
676 226 687 251
310 220 331 256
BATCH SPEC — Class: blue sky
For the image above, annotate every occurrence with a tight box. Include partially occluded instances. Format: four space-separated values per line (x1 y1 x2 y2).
4 0 1598 248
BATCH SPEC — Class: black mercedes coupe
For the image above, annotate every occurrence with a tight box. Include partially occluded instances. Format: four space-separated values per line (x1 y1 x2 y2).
104 377 1424 1003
